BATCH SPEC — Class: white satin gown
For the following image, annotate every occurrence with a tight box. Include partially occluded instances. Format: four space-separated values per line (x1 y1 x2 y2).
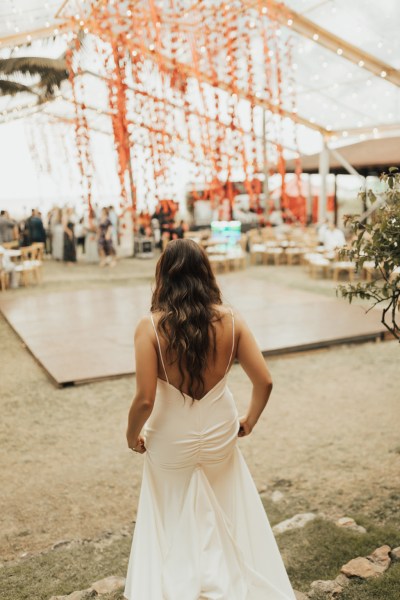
124 313 296 600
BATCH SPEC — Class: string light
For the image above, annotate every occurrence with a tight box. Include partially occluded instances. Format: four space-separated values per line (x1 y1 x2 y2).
358 60 364 67
337 48 343 55
380 70 387 78
313 34 319 41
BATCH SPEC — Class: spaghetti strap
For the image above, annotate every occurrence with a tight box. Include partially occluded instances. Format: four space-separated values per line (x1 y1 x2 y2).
150 313 169 383
225 308 235 376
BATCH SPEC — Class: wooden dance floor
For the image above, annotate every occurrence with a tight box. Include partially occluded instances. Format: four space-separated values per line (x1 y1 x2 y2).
0 275 386 386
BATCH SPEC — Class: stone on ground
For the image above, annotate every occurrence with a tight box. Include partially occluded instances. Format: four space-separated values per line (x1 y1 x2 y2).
294 590 308 600
334 574 350 588
271 490 285 503
367 545 391 570
309 578 344 596
390 546 400 561
49 589 97 600
336 517 366 534
91 576 126 594
341 556 385 579
272 513 317 534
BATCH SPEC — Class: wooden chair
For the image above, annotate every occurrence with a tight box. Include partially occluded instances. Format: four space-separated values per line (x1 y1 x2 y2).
208 254 229 273
31 242 45 260
263 246 285 266
30 243 44 282
14 246 37 286
261 227 278 242
305 253 331 278
331 261 356 282
285 247 305 266
0 255 9 291
226 245 246 270
1 241 18 249
362 261 378 282
248 239 265 265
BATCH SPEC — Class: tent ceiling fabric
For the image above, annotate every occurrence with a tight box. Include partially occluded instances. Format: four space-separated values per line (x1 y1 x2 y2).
0 0 399 153
286 136 400 173
0 0 64 40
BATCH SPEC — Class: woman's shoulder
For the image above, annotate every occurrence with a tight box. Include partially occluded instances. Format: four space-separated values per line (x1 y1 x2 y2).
134 315 155 337
213 305 244 328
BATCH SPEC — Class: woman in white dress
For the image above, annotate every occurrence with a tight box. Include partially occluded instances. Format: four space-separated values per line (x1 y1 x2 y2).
125 238 296 600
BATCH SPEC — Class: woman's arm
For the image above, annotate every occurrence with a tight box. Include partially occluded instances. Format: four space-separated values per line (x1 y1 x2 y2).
126 317 158 451
235 313 273 436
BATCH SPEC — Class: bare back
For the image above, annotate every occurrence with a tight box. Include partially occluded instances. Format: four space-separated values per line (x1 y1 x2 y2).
151 306 236 400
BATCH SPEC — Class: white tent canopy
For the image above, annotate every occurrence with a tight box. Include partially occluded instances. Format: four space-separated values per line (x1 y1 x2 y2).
0 0 399 212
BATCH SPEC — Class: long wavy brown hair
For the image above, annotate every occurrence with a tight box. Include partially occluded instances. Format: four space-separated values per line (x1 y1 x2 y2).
151 238 223 399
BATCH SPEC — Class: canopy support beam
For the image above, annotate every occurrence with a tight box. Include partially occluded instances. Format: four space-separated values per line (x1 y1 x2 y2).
263 0 400 87
329 148 365 182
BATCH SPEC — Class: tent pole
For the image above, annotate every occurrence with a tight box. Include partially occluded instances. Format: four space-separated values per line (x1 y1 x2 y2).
318 139 329 222
306 174 313 225
262 108 270 223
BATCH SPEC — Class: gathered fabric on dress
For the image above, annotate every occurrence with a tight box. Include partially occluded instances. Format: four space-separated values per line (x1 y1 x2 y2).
124 312 296 600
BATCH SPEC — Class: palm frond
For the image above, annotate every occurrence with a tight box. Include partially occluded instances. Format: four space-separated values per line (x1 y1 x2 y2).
0 56 68 78
0 79 37 97
0 56 69 98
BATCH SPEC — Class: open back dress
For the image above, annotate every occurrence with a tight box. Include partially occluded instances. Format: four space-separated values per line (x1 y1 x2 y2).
124 311 296 600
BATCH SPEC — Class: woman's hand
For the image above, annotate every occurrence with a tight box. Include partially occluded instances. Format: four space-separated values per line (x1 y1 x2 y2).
238 416 253 437
129 436 146 454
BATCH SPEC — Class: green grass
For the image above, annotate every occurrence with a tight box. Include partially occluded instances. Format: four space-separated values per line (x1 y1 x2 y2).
281 517 400 592
340 564 400 600
0 536 131 600
1 517 399 600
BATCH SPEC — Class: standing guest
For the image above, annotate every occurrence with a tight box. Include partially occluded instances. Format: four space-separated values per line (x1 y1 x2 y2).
62 207 77 264
0 210 17 244
269 208 284 227
108 205 119 249
27 209 46 244
51 208 64 260
45 209 54 254
176 219 187 239
322 221 346 252
84 208 99 263
318 218 330 243
75 217 86 255
98 207 116 267
151 216 161 248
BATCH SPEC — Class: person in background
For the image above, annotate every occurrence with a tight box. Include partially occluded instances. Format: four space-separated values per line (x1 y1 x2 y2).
171 219 187 240
318 218 330 243
62 207 77 264
84 207 99 264
27 209 46 245
322 221 346 252
75 217 86 256
151 216 161 248
108 205 119 250
269 208 283 227
51 208 64 260
98 207 116 267
0 210 17 244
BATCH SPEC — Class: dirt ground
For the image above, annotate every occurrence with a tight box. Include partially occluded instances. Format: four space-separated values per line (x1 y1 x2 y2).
1 257 399 564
